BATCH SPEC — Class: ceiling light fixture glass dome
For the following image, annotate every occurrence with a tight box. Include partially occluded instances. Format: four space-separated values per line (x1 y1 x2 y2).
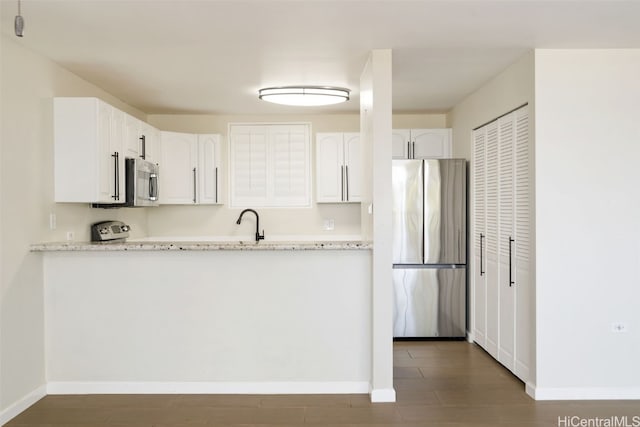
258 86 350 106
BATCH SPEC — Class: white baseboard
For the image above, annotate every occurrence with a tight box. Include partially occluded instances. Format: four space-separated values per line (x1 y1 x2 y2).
0 384 47 425
46 381 370 395
528 384 640 400
369 387 396 403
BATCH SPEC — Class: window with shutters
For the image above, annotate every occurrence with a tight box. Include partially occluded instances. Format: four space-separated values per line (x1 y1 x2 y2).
229 124 311 208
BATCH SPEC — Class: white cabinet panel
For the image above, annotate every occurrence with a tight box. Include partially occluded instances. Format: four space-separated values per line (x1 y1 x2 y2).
124 114 142 159
54 97 126 204
160 132 221 205
316 133 344 202
316 132 361 203
140 122 161 165
344 132 361 202
392 129 452 159
412 129 452 159
197 134 221 205
160 131 198 204
392 129 411 159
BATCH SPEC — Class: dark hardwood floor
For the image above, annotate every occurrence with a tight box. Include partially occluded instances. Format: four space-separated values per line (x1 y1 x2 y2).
6 341 639 426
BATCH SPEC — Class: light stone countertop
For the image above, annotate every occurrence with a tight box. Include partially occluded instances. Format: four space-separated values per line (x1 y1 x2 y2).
30 240 373 252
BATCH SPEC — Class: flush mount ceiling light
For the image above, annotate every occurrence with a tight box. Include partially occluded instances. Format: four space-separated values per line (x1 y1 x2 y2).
258 86 350 106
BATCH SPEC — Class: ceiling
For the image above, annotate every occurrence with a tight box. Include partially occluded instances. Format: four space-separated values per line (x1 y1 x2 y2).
1 0 639 115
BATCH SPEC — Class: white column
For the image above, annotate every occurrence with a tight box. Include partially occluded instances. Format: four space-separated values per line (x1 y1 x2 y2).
360 49 395 402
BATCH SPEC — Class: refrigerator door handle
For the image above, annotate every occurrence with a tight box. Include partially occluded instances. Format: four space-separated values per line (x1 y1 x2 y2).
509 236 515 286
480 233 485 276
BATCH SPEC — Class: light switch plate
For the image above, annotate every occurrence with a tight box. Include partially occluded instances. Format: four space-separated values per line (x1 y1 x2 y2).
323 219 335 231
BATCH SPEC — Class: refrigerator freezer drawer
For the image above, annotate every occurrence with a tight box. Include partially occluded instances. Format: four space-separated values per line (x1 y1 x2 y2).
393 267 466 338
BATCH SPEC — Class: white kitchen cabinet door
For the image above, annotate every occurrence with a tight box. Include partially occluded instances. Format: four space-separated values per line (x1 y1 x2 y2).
54 97 126 204
343 132 361 202
197 134 222 205
472 128 487 348
392 129 452 159
140 122 161 165
124 114 143 159
160 131 198 204
316 132 361 203
107 107 126 203
316 133 345 203
412 129 452 159
392 129 411 159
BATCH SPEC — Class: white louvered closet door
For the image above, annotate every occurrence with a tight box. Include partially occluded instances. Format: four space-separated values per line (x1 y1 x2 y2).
472 128 487 347
498 114 516 372
514 106 531 382
484 120 500 359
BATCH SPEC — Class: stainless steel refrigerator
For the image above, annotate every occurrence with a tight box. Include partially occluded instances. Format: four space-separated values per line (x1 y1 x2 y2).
392 159 467 338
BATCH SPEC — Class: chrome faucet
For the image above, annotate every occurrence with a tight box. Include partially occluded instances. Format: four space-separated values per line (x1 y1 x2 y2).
236 209 265 242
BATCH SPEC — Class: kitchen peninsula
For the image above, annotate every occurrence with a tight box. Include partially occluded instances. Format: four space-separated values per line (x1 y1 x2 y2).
33 240 372 395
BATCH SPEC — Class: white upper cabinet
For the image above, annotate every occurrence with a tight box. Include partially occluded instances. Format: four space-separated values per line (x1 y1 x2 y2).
392 128 452 159
54 97 126 204
124 113 142 159
125 115 161 164
160 131 222 205
316 132 361 203
197 134 222 205
140 122 161 165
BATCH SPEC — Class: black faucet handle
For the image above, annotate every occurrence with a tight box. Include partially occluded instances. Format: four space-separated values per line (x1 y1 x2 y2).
257 230 265 241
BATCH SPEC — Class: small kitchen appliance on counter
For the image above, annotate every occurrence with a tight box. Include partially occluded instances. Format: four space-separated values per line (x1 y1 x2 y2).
91 221 130 243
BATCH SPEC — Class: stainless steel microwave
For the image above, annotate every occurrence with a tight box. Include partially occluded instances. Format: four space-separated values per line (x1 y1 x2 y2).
125 157 159 207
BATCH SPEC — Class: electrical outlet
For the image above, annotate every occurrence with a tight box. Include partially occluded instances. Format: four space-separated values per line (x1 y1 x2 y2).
66 231 75 241
611 322 628 333
323 219 335 231
49 213 56 230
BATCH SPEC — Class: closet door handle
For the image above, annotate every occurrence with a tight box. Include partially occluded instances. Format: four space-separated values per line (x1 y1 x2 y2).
509 237 515 286
193 167 197 203
480 233 485 276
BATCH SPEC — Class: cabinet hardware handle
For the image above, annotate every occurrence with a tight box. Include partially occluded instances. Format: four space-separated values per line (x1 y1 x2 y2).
341 165 345 201
193 167 197 203
509 236 515 286
140 135 146 160
111 151 119 200
480 233 485 276
407 141 411 159
412 141 416 159
149 173 158 201
345 165 349 201
215 167 218 204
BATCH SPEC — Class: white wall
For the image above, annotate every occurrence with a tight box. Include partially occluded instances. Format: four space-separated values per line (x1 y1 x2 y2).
44 250 371 393
0 35 148 421
533 49 640 399
447 52 535 160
